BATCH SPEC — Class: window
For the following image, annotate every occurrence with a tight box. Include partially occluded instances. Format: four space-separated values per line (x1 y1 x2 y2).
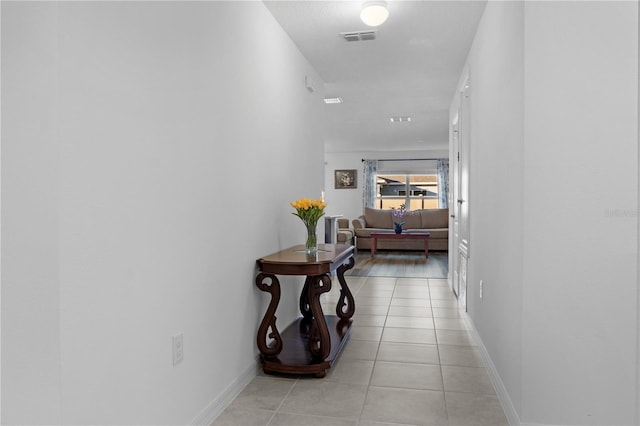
375 174 439 211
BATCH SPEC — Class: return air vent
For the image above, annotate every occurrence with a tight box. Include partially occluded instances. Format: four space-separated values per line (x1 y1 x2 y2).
340 30 377 42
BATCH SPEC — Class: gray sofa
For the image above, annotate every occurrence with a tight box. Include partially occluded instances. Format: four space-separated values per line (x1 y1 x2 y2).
351 207 449 251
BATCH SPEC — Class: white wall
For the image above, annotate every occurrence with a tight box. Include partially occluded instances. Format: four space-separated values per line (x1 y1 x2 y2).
1 2 325 424
521 2 638 424
1 3 63 422
456 1 639 425
323 149 448 224
456 0 525 418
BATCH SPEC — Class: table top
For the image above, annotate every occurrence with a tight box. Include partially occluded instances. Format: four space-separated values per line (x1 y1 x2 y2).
257 244 354 276
371 231 431 237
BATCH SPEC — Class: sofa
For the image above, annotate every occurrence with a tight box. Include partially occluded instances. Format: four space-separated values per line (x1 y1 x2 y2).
351 207 449 251
336 218 355 245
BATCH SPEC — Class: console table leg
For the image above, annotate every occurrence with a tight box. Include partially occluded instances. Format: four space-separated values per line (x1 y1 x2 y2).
335 257 356 319
299 276 313 320
255 273 283 357
308 275 332 360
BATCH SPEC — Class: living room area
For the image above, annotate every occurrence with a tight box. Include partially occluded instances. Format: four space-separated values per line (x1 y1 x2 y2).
325 156 452 281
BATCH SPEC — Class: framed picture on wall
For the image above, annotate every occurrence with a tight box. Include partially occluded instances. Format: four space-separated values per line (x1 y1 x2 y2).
334 169 357 189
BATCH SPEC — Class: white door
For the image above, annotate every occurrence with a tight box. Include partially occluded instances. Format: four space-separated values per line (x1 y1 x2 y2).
450 118 460 297
456 78 471 310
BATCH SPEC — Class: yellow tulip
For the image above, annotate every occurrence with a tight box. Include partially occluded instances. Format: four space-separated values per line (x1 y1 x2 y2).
291 197 326 226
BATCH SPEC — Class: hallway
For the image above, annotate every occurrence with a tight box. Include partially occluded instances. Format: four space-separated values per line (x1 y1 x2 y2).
213 274 508 426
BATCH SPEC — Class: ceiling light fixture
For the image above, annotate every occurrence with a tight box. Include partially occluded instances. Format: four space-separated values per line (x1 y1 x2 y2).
360 1 389 27
323 97 343 104
390 116 411 123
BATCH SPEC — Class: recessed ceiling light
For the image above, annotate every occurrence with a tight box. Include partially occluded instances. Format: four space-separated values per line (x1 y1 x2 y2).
324 97 343 104
390 116 411 123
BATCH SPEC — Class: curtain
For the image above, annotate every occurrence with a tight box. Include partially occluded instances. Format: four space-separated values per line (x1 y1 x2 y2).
437 159 449 209
362 159 378 211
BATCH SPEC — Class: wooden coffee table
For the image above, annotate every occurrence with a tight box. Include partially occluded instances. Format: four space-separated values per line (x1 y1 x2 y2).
370 232 431 258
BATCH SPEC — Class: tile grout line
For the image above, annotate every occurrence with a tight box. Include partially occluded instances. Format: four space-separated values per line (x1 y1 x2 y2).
429 277 453 426
266 375 300 425
353 277 396 425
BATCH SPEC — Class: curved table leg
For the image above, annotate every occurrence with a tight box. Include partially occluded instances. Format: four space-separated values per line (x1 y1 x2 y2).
335 256 356 319
307 274 332 361
255 273 283 358
299 276 313 320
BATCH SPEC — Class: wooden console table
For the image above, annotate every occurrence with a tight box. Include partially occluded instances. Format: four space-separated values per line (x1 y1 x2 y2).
370 231 431 258
255 243 355 378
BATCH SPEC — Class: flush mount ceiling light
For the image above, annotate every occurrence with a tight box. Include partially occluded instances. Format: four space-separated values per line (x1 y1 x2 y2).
360 1 389 27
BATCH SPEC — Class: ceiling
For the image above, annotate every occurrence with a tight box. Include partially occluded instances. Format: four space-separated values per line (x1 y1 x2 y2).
264 0 487 153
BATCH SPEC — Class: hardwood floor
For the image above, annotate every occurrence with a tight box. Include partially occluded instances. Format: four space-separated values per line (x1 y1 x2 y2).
346 249 448 279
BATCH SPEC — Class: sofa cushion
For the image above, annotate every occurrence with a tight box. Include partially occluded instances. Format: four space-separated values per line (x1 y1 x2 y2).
401 211 421 229
405 228 448 239
364 207 393 229
337 230 354 244
337 218 350 228
420 208 449 229
338 228 354 238
352 217 366 229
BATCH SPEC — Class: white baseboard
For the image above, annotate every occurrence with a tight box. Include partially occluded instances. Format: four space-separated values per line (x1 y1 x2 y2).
462 312 522 426
191 357 261 425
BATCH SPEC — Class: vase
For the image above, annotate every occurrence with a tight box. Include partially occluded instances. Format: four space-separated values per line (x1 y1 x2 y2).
305 222 318 254
394 222 404 234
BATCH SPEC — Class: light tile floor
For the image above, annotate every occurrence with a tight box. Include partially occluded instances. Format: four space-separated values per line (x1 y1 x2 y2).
212 276 509 426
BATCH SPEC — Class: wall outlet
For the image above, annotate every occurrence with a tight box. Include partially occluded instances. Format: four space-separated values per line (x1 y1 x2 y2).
479 280 484 299
173 333 184 366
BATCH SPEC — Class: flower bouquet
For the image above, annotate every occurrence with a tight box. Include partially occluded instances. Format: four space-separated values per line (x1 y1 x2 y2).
291 197 327 254
391 203 407 234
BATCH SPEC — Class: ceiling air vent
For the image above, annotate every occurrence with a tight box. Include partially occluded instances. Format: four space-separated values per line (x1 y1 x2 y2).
340 30 377 42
